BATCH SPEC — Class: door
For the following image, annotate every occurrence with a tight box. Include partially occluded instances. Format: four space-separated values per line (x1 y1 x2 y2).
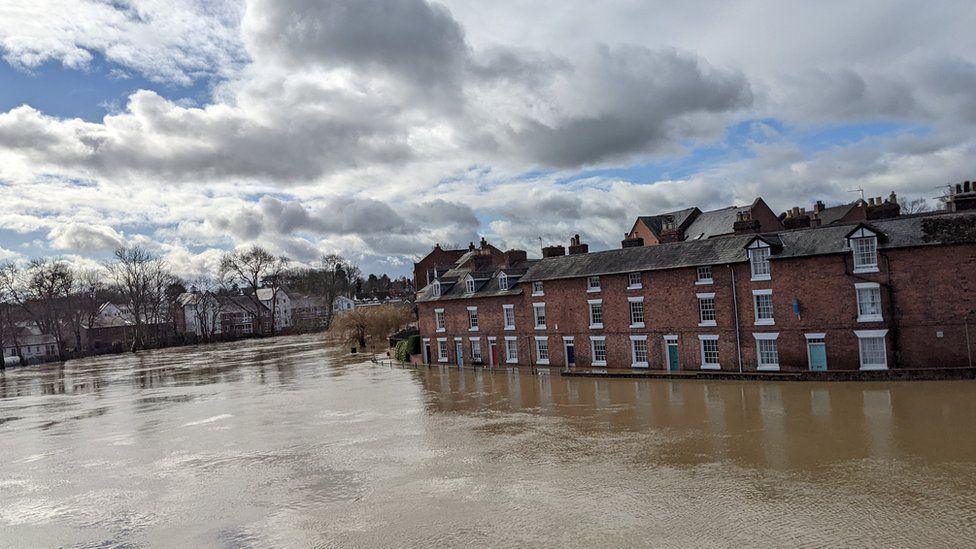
667 343 679 372
808 340 827 371
565 341 576 367
488 340 497 368
423 342 431 365
455 341 464 367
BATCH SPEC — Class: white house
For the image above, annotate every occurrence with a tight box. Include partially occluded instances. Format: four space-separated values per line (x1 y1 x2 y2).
332 295 356 313
3 325 58 364
256 288 292 332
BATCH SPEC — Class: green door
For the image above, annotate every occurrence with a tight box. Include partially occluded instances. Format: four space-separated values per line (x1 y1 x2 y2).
667 344 679 372
808 341 827 371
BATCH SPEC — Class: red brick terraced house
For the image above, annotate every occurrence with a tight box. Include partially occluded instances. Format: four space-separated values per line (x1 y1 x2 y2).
417 210 976 374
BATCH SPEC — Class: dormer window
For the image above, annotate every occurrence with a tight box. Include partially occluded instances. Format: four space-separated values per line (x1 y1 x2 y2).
848 228 879 273
696 266 713 285
747 240 771 281
431 281 441 298
532 281 544 296
498 273 509 290
465 278 475 294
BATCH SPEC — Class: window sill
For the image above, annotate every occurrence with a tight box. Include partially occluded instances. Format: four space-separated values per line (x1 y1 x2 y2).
506 359 519 364
695 280 713 285
504 326 515 331
757 365 780 372
589 324 604 330
536 359 550 365
437 359 448 363
435 328 445 333
859 364 888 371
751 274 771 282
700 364 721 370
853 266 880 274
857 315 883 323
754 319 775 326
592 360 607 367
532 292 544 297
698 321 717 327
627 285 643 290
587 288 601 293
630 323 645 329
535 325 546 330
632 362 649 368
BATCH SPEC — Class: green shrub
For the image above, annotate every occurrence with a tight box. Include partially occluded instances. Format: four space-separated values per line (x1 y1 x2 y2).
406 334 421 355
394 339 410 363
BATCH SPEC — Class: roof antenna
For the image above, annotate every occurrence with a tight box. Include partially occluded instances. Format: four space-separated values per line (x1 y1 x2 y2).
848 187 865 202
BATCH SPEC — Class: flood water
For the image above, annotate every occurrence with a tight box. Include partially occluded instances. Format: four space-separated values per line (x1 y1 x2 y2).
1 335 974 548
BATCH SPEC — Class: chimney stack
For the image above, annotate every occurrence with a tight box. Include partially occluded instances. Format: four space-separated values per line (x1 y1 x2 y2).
468 242 476 252
814 200 825 213
568 234 589 255
504 249 527 267
621 235 644 248
542 244 566 258
733 210 761 234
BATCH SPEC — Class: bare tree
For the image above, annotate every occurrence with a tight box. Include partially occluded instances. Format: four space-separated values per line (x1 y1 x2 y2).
0 259 73 360
184 277 228 342
106 246 170 352
328 304 413 353
67 267 107 353
219 246 289 335
319 254 360 330
902 197 931 214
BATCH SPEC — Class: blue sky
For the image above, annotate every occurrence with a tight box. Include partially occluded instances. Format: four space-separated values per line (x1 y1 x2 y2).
0 0 973 277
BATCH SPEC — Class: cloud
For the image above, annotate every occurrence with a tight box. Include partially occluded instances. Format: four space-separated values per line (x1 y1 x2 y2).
48 222 125 252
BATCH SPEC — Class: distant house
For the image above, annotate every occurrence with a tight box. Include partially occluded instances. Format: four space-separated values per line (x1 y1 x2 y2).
624 198 784 246
255 288 292 332
332 295 356 313
780 194 902 229
3 324 59 364
413 238 505 291
218 295 270 336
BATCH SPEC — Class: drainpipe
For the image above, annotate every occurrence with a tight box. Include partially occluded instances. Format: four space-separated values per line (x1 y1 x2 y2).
966 315 973 369
729 264 743 373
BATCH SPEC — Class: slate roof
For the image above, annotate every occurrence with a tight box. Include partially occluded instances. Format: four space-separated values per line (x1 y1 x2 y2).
520 211 976 282
817 202 859 225
636 207 699 238
683 205 751 241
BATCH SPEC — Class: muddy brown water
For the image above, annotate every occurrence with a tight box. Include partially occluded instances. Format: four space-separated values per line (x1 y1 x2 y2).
0 335 974 547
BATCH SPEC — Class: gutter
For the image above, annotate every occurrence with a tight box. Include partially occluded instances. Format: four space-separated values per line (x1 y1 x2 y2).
730 264 743 373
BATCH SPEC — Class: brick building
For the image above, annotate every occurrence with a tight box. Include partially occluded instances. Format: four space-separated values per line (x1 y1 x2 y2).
417 209 976 373
624 197 783 247
413 239 504 290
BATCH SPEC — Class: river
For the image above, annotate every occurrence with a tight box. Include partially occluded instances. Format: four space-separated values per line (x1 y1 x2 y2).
0 335 974 547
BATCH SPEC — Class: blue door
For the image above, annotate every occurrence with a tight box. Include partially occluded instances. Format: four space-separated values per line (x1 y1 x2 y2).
566 343 575 366
808 341 827 371
667 344 679 372
455 341 464 367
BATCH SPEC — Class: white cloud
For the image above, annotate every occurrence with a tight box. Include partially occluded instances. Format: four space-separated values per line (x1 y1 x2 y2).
48 222 125 252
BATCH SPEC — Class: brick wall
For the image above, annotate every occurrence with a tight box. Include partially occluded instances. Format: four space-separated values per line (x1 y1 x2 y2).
418 243 976 373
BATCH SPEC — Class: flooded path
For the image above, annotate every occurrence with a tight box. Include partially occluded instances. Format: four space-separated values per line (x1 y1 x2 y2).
1 335 974 547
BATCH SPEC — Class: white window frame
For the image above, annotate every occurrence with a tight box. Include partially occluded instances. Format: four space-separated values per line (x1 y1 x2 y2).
534 336 550 365
855 329 888 370
464 278 475 295
504 336 519 363
469 337 482 362
753 332 780 371
630 335 649 368
627 272 642 289
590 335 607 367
748 241 772 281
855 282 883 322
752 289 774 326
503 304 515 331
436 337 448 362
587 276 601 292
588 299 604 329
849 228 880 273
434 308 445 332
431 280 441 298
697 292 716 327
805 333 827 370
628 296 645 328
698 334 720 370
532 281 544 296
467 306 479 331
498 273 509 291
696 265 713 285
533 302 547 330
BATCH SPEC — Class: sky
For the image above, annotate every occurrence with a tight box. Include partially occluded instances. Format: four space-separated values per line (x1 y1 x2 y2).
1 0 975 278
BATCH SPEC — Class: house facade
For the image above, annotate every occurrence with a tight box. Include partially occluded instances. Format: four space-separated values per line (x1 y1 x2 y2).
418 211 976 373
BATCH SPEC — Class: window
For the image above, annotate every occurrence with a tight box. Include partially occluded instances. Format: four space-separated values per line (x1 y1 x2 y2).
590 336 607 366
437 339 448 362
505 337 518 363
434 309 445 332
699 335 720 369
587 276 601 292
696 266 713 284
628 272 642 289
850 232 879 273
628 297 645 328
588 299 604 328
535 337 550 364
533 303 547 329
855 283 883 322
465 278 475 294
532 281 544 296
467 306 479 331
498 273 509 290
754 333 780 371
697 293 716 326
470 338 482 362
855 330 888 370
432 281 441 297
503 304 515 330
749 245 771 280
631 336 648 367
753 289 774 325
